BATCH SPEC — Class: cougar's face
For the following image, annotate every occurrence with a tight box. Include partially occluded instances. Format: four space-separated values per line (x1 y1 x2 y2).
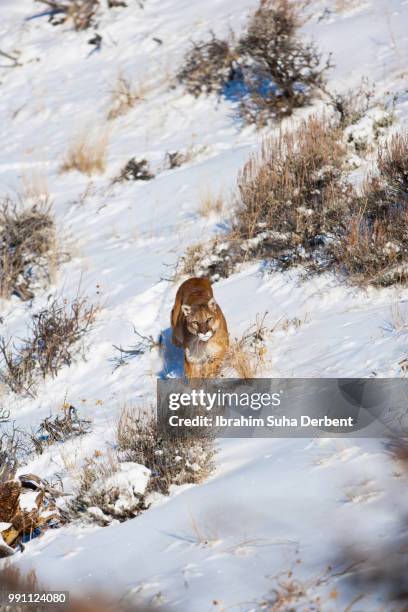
182 299 218 341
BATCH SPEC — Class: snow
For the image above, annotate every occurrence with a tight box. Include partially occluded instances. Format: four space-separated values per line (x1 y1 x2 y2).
1 0 408 609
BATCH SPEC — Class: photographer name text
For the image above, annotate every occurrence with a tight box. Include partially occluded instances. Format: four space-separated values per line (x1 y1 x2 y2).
167 414 354 428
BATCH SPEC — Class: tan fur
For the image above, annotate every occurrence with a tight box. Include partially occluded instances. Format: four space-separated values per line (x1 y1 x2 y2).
171 277 229 378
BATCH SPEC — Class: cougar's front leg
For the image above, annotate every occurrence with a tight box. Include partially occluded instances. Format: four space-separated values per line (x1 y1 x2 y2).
184 357 203 379
202 357 223 378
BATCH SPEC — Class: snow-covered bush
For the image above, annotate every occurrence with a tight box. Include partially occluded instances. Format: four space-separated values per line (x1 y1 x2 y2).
117 408 214 494
177 0 330 125
0 298 96 397
69 452 151 524
236 0 331 125
326 78 376 129
0 199 57 301
334 133 408 285
177 33 236 97
69 408 214 525
181 116 353 279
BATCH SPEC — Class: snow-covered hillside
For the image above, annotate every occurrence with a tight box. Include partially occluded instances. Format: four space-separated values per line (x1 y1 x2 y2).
1 0 408 609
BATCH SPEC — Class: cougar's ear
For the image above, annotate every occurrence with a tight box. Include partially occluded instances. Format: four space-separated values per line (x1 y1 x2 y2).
208 298 217 311
181 304 191 316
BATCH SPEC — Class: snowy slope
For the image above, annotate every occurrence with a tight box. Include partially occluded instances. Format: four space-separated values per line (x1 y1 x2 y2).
1 0 408 609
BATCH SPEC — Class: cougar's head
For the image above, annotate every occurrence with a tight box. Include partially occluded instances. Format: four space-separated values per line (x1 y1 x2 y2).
181 298 218 341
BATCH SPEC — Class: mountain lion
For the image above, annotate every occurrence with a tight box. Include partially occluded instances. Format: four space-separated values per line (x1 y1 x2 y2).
171 277 229 378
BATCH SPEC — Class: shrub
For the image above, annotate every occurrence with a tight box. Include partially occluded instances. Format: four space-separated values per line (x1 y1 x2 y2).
117 408 214 495
0 200 57 301
177 0 330 125
113 158 154 183
60 130 108 175
36 0 100 31
326 78 376 128
237 0 331 125
68 450 149 524
177 33 236 97
334 133 408 284
183 116 352 279
0 297 96 396
30 405 92 454
236 116 348 241
69 407 214 524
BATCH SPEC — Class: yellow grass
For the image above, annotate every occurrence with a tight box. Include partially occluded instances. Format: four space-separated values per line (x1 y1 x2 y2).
60 130 109 175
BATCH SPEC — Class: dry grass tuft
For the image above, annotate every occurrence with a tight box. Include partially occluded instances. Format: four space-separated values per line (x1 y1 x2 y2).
107 75 144 121
224 315 268 378
0 199 57 301
198 189 224 218
60 130 109 175
0 297 96 397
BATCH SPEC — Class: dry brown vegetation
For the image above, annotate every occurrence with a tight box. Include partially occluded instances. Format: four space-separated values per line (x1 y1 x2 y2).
0 199 57 301
35 0 131 32
60 130 108 175
107 75 144 121
182 115 408 288
198 189 224 218
177 0 330 125
69 407 214 523
30 405 92 455
113 158 154 183
35 0 99 30
117 408 214 492
181 116 351 279
235 116 348 243
334 133 408 285
177 33 237 97
223 315 268 378
0 297 96 397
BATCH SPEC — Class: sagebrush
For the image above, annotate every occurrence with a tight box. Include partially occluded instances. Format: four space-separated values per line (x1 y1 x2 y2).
334 133 408 285
177 0 330 125
0 297 96 396
181 116 352 279
69 407 214 523
0 200 57 301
